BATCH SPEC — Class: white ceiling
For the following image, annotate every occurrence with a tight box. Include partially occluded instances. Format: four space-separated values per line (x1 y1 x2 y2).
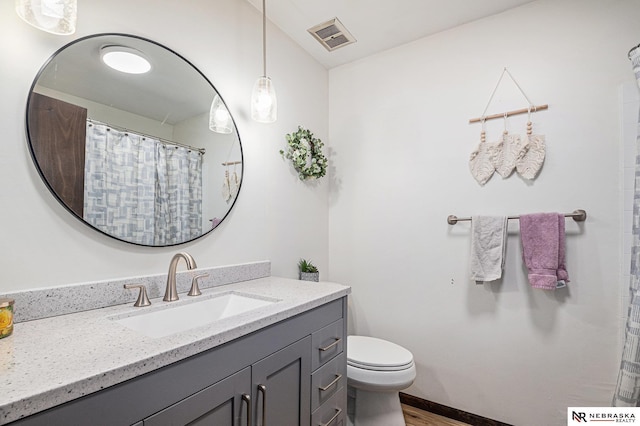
35 35 215 125
247 0 537 69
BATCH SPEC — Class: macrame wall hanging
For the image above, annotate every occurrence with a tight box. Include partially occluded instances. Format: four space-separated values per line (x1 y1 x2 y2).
221 160 241 203
469 68 548 186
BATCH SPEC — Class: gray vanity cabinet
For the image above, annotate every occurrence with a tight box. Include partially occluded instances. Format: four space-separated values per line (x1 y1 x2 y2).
251 337 311 426
310 320 347 426
9 297 347 426
144 337 312 426
143 367 251 426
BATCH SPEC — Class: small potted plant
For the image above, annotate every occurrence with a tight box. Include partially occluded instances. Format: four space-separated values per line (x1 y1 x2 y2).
298 259 319 282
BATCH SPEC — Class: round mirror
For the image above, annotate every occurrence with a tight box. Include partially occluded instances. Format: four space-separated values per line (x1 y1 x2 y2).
26 34 243 247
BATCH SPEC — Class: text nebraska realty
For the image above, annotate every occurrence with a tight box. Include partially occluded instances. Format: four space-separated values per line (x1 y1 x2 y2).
574 411 636 422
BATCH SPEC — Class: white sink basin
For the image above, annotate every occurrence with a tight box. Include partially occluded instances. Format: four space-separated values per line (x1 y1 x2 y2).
112 292 277 338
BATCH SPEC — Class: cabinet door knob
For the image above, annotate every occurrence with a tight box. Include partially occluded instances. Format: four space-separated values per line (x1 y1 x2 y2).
241 394 251 426
258 384 267 426
320 408 342 426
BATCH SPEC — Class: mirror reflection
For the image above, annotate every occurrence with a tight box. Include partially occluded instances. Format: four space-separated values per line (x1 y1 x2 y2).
26 34 243 246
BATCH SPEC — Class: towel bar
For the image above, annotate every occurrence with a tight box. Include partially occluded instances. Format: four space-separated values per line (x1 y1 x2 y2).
447 209 587 225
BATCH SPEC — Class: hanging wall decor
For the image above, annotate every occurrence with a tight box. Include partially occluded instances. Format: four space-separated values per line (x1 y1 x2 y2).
221 161 241 203
280 126 328 180
469 68 548 185
489 115 528 178
469 120 495 185
515 116 546 179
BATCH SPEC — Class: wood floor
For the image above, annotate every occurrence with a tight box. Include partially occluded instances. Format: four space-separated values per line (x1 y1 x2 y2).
402 403 472 426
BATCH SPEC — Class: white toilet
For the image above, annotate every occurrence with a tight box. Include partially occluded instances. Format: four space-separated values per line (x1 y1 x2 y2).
347 335 416 426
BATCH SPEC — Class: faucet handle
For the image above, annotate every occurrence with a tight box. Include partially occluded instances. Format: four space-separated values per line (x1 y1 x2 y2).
188 273 209 296
124 284 152 307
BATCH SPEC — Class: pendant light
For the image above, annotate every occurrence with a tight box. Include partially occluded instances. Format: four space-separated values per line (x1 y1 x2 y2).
251 0 277 123
15 0 77 35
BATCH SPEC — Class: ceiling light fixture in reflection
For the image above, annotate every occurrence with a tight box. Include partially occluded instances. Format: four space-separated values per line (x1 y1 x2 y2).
100 45 151 74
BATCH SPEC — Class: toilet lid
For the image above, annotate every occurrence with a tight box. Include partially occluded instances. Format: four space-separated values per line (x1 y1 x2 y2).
347 335 414 371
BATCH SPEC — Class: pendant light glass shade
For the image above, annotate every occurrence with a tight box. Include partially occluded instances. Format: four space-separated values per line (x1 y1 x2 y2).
251 0 277 123
251 76 277 123
15 0 77 35
209 95 233 134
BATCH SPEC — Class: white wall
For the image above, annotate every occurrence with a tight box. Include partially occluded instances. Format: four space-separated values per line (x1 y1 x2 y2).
0 0 329 291
33 86 176 140
328 1 640 425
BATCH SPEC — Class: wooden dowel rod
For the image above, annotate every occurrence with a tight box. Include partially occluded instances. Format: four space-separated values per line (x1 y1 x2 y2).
469 104 549 123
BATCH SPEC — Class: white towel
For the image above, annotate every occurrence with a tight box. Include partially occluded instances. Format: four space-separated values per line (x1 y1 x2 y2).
469 215 508 283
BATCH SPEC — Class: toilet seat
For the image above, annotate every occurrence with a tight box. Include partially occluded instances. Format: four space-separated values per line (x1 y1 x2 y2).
349 359 414 371
347 335 414 371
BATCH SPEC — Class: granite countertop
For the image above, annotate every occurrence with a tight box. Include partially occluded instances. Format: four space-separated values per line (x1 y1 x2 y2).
0 276 350 425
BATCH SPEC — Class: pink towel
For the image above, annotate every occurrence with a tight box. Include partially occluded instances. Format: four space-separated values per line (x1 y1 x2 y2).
556 214 570 286
520 213 568 290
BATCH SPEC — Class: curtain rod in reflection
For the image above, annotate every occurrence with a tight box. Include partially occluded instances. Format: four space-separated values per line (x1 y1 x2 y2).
87 118 206 155
447 209 587 225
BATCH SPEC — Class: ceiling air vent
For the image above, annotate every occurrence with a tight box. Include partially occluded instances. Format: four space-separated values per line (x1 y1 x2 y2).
307 18 356 52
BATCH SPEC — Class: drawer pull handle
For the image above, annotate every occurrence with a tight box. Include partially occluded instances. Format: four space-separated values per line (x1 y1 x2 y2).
241 394 251 426
319 337 342 352
258 384 267 426
319 408 343 426
319 374 342 392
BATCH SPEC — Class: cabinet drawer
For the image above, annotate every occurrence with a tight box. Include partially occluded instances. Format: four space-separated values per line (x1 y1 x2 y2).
311 353 346 412
311 386 346 426
312 319 344 370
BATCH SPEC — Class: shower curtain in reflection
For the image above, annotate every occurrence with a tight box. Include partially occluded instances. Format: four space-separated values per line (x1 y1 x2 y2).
83 122 202 245
154 143 203 245
613 45 640 407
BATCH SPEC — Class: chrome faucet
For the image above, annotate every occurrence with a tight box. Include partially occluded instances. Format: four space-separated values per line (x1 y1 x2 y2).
164 252 198 302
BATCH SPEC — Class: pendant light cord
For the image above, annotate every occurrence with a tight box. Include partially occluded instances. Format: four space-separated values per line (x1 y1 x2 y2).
262 0 267 77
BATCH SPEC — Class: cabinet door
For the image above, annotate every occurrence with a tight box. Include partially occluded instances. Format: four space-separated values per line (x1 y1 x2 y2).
252 336 311 426
28 92 87 218
144 367 251 426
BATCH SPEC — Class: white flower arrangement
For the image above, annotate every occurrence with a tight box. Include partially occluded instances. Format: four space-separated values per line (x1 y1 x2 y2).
280 126 328 180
